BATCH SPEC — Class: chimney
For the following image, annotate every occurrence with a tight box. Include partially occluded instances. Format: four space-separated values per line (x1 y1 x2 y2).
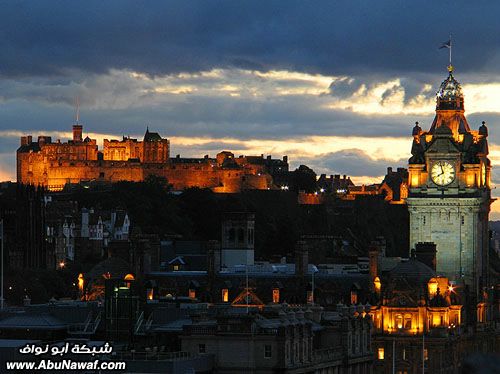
283 155 288 163
368 242 380 292
387 167 393 174
415 242 437 271
294 241 309 277
20 136 30 146
73 124 83 142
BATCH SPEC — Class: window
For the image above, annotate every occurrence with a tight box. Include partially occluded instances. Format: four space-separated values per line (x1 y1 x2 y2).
248 228 254 245
350 290 358 305
395 314 403 329
198 344 206 354
378 347 385 360
222 288 229 302
424 348 428 361
189 289 196 299
402 348 407 360
173 265 180 271
237 228 245 244
264 345 272 358
461 216 465 225
228 228 235 243
404 314 412 329
272 288 280 303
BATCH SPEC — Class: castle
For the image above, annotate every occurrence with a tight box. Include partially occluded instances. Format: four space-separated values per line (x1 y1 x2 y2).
17 124 289 192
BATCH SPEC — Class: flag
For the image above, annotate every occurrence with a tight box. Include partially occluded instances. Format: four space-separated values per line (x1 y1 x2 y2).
439 40 451 49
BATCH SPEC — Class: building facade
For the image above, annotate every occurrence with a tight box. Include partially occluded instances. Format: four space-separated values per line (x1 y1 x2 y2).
407 65 492 294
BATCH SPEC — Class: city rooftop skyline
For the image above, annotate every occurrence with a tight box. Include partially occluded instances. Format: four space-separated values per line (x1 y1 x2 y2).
2 1 500 216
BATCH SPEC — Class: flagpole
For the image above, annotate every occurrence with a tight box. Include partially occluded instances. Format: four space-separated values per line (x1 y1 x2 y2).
449 33 452 66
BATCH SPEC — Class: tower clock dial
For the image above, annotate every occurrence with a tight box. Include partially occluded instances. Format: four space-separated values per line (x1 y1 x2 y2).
431 160 455 186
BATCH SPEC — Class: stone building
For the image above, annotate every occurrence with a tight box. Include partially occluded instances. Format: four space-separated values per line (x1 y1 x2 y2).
17 124 288 193
369 247 497 374
407 65 492 294
45 201 130 268
181 304 373 374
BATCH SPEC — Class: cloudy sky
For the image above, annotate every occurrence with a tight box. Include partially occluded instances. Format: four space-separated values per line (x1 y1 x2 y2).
2 1 500 216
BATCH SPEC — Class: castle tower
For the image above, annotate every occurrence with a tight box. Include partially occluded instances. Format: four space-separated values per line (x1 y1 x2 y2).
407 65 492 295
221 212 255 267
72 124 83 142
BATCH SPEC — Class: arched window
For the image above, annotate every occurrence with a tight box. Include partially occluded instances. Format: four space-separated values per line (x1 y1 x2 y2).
404 314 412 329
395 314 403 329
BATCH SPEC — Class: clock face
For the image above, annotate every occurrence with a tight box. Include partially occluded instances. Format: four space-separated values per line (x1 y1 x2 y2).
431 161 455 186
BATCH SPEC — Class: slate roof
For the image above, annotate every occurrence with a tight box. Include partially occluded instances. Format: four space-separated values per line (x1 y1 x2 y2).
0 313 66 330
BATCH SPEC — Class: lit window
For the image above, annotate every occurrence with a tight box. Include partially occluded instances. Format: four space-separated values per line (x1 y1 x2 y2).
378 347 384 360
374 276 381 292
264 345 272 358
402 348 406 360
146 288 153 300
173 265 180 271
424 348 428 361
350 291 358 305
428 278 438 296
199 344 206 354
396 314 403 329
189 289 196 299
222 288 229 302
272 288 280 303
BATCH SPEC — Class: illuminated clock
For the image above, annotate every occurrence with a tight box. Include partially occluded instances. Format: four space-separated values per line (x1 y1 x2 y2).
431 161 455 186
482 163 486 186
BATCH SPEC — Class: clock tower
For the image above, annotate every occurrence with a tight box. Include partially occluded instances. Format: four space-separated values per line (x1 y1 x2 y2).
407 65 492 294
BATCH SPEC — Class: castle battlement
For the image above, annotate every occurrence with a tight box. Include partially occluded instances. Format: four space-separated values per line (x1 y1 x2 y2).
17 124 288 193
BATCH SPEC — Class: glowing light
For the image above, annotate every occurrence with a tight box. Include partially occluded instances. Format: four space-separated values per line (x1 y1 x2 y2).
59 261 65 268
378 348 385 360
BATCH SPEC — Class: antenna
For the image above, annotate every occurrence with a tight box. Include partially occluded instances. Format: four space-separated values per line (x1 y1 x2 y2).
75 97 80 124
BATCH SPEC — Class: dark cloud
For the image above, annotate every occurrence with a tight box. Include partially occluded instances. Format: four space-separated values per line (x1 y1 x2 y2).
1 1 499 78
306 149 407 177
0 95 431 140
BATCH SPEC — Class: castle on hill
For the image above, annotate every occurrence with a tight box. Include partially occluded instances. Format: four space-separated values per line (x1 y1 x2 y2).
17 124 289 192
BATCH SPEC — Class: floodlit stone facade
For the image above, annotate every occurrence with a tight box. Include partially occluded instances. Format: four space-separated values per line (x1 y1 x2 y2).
17 124 288 193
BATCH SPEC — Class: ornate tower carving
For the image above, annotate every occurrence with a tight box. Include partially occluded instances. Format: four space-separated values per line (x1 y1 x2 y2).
407 66 492 294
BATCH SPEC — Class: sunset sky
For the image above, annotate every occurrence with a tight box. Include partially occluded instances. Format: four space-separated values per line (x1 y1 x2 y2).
2 1 500 217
